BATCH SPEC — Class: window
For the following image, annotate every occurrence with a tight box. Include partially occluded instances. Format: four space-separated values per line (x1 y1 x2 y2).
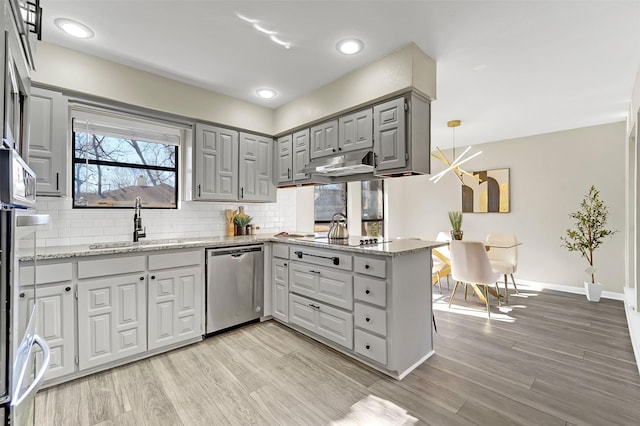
71 108 180 208
314 183 347 232
361 180 384 236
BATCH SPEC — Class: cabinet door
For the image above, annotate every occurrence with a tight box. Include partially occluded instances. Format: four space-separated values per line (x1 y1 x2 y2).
148 266 203 350
310 119 338 159
289 262 352 310
77 274 147 370
289 294 353 350
28 87 67 196
277 134 293 184
194 123 238 201
18 284 75 382
373 97 406 172
239 132 276 202
339 109 373 153
272 258 289 322
292 129 310 181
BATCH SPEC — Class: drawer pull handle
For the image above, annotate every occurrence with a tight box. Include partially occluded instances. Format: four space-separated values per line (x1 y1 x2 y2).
365 289 370 295
365 264 370 269
294 251 340 265
309 270 321 274
308 303 320 309
365 344 371 350
365 317 370 322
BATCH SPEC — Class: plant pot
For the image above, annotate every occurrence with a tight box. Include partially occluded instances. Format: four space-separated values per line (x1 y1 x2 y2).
584 281 603 302
451 230 463 240
237 225 247 236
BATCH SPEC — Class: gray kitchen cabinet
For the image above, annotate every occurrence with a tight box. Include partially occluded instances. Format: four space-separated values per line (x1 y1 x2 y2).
289 262 353 310
339 108 373 153
292 129 311 181
272 257 289 323
289 293 353 349
277 134 293 184
194 122 238 201
373 97 407 172
28 87 68 196
147 249 204 350
77 273 147 371
239 132 276 202
310 119 338 159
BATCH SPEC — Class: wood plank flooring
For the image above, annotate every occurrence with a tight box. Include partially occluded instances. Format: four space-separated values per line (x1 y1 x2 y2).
36 286 640 425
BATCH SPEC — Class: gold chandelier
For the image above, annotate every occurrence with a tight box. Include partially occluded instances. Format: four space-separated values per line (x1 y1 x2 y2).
429 120 482 184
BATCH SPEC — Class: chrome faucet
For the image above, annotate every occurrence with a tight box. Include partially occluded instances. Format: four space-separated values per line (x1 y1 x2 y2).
133 196 146 242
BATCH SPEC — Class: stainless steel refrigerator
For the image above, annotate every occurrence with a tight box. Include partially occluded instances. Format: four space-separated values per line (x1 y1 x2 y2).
1 143 50 425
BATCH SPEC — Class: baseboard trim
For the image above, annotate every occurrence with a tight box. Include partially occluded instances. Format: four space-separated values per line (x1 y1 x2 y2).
515 279 625 301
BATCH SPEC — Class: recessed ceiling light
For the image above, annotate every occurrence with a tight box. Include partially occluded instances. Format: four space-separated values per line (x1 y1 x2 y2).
54 18 94 39
256 88 277 99
337 38 363 55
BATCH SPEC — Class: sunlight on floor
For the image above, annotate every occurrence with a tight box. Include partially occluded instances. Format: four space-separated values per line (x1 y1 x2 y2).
432 302 516 322
331 395 418 425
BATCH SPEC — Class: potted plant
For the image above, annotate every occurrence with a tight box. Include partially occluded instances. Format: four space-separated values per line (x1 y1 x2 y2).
561 185 616 302
448 210 463 240
233 214 252 236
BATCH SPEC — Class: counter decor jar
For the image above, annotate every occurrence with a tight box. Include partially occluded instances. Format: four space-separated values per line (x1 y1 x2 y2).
233 207 252 236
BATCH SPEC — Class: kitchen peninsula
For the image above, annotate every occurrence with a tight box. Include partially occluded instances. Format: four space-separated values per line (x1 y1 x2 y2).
20 235 443 383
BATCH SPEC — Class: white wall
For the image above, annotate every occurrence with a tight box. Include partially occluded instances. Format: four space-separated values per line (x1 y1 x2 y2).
32 42 275 134
35 188 297 248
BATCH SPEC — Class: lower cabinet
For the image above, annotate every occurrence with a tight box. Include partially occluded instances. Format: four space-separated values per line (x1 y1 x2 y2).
272 257 289 323
77 273 147 371
18 284 75 381
148 266 202 350
289 293 353 349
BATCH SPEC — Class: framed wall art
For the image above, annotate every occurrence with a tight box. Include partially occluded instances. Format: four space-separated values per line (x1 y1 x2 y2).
461 168 510 213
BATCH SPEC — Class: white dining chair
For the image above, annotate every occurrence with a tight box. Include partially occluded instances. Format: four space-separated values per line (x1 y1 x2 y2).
486 233 519 302
432 232 451 293
449 240 501 318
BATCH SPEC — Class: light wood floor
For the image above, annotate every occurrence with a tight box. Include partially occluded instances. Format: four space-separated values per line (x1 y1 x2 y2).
36 286 640 425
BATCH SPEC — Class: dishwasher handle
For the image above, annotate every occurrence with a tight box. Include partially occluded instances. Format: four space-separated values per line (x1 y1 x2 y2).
207 245 263 257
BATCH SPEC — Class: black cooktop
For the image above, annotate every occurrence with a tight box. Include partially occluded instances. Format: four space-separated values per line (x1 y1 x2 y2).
295 236 391 247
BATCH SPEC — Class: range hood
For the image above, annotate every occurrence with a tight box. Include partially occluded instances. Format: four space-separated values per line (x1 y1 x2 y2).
301 150 375 177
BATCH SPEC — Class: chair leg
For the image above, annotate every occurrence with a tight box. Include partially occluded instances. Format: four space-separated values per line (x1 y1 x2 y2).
464 283 468 300
449 281 461 308
446 274 450 290
503 274 508 302
485 285 490 318
435 272 443 294
510 273 519 293
495 282 501 307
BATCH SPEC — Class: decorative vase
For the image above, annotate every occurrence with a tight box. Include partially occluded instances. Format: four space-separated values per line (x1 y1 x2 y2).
584 281 603 302
237 225 246 236
451 230 463 240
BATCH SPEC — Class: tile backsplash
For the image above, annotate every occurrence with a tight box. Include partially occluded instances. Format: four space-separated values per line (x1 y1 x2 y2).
35 188 297 247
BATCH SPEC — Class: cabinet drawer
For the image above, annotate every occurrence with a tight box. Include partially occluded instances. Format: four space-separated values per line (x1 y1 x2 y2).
78 255 145 279
354 329 387 365
289 246 352 271
290 262 352 310
148 249 202 270
354 256 386 278
20 262 72 285
289 294 353 349
353 276 386 307
354 303 387 336
272 244 289 259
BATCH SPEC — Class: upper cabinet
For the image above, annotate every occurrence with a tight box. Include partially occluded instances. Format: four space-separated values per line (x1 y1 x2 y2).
239 132 276 202
292 129 311 182
373 97 406 172
339 108 373 153
28 87 68 196
194 123 238 201
276 134 293 184
310 119 338 159
194 123 275 202
278 129 312 186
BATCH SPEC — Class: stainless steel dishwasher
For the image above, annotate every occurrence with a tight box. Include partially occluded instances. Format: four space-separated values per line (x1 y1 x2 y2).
206 244 264 334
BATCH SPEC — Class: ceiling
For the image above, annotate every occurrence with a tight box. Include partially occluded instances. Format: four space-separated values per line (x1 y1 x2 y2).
39 1 640 148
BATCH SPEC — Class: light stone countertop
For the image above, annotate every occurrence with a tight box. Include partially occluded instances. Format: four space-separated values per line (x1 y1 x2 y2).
21 235 446 261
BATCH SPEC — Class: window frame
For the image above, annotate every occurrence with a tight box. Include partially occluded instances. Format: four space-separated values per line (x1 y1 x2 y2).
314 183 348 231
361 179 384 237
70 108 180 209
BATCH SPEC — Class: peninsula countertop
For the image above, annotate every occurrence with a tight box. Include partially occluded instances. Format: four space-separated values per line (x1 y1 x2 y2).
21 235 446 261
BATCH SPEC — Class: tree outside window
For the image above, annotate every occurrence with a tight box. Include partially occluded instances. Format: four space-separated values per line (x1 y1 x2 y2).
361 180 384 237
314 183 347 232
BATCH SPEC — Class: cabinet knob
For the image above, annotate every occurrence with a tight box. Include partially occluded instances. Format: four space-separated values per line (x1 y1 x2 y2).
151 275 156 280
332 148 336 152
365 264 370 269
283 263 287 266
338 147 342 151
19 292 25 298
139 277 144 281
365 344 371 350
365 289 370 295
365 317 370 322
65 286 71 292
